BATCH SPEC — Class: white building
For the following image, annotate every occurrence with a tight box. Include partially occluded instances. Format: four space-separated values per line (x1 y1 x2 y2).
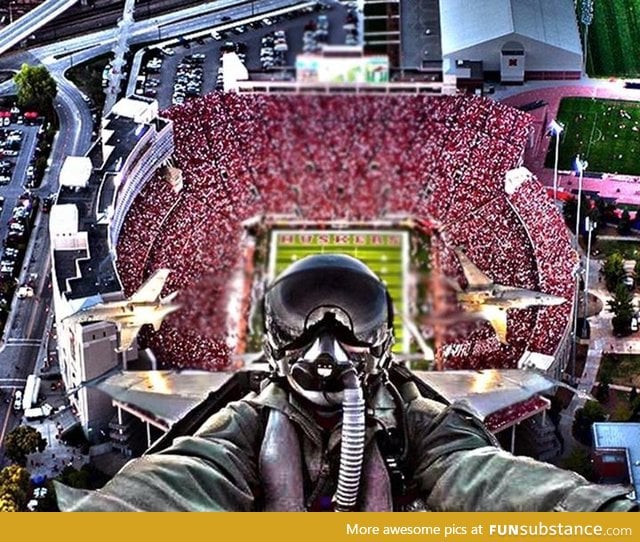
440 0 582 82
50 96 174 440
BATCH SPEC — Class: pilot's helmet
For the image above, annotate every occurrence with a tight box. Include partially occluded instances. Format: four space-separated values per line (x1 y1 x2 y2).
263 254 394 406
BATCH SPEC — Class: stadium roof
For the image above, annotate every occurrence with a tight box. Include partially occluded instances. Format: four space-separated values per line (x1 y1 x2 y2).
593 423 640 502
440 0 582 56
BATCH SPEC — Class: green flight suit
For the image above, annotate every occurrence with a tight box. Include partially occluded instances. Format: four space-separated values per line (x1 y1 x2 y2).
55 381 637 512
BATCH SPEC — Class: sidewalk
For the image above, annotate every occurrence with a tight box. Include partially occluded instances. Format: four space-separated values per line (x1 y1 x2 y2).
21 322 89 480
558 281 640 459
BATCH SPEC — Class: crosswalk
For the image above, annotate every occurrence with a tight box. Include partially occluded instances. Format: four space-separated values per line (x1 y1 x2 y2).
5 338 42 346
0 378 27 389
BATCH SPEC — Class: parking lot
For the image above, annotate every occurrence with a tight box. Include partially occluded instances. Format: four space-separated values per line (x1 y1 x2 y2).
134 2 351 109
0 118 44 320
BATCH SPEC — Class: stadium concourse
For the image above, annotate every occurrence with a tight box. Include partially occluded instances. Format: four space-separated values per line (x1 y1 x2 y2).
115 93 576 373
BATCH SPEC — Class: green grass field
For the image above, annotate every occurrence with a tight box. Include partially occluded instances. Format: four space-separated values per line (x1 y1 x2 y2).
546 97 640 175
271 230 408 352
599 353 640 387
583 0 640 77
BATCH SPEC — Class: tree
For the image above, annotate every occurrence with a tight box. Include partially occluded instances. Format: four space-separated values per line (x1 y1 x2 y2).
618 209 632 235
13 63 57 117
611 402 631 422
563 197 577 231
0 465 30 512
57 465 90 490
572 400 606 446
4 426 47 465
595 197 616 225
630 386 638 404
562 448 595 481
595 372 611 402
603 252 626 292
608 283 635 336
562 194 591 237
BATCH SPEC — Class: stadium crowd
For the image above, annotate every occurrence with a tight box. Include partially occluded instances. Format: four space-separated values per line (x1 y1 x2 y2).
115 93 575 371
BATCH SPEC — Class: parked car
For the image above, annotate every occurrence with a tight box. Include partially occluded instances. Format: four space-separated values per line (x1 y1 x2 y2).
13 390 22 411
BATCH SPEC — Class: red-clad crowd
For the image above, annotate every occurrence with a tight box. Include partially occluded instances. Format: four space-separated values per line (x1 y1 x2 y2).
115 93 575 371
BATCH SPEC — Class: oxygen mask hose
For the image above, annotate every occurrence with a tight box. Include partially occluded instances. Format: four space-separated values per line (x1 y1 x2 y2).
334 369 366 512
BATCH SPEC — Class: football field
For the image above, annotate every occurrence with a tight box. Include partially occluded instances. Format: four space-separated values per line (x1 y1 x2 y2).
546 97 640 176
270 230 409 352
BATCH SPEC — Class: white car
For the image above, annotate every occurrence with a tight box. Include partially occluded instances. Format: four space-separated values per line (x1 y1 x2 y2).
17 286 34 299
13 390 22 411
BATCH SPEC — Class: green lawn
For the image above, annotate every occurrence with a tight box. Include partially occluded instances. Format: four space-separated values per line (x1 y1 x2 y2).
594 239 640 260
546 97 640 175
599 353 640 387
584 0 640 77
272 230 409 352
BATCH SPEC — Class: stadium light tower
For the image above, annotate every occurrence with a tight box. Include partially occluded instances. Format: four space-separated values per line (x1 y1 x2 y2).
570 260 582 383
573 155 588 249
548 120 564 201
582 216 597 337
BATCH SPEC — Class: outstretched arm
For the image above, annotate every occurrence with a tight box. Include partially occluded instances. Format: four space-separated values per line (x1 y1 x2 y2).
56 400 263 512
405 393 636 512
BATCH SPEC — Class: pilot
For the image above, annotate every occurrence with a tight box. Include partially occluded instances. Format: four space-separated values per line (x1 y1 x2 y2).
56 254 638 512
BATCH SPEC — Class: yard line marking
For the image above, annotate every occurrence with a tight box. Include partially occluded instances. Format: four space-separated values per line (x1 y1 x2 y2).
586 111 598 160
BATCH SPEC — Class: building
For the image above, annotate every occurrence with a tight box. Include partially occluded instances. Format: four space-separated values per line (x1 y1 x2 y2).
50 96 174 440
362 0 443 79
592 422 640 502
440 0 582 83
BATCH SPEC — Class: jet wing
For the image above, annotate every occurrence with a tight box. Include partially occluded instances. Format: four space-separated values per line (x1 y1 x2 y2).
130 269 171 303
409 368 558 420
91 370 241 429
117 325 142 352
454 248 493 288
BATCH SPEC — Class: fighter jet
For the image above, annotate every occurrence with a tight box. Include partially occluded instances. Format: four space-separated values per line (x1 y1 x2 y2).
453 248 565 344
64 269 180 352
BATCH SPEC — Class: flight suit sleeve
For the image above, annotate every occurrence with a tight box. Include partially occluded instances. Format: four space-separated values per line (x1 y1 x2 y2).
55 399 264 511
406 397 637 512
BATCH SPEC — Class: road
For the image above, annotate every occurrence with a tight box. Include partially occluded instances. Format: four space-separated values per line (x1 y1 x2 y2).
0 0 79 56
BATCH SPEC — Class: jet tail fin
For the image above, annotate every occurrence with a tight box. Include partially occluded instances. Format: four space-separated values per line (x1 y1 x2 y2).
454 248 493 288
151 315 166 332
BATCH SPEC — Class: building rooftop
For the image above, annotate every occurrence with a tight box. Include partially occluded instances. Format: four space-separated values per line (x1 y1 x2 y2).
593 422 640 502
400 0 442 70
440 0 582 56
53 101 156 302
